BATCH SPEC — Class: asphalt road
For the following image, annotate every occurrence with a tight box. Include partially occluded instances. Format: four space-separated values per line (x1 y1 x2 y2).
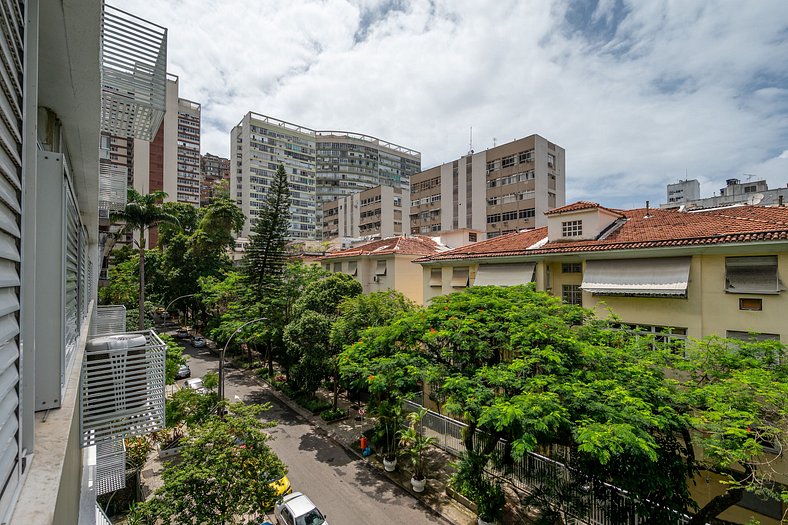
177 338 448 525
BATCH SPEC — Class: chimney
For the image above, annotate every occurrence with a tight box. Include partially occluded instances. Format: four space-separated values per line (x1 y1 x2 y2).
780 195 784 207
644 200 652 218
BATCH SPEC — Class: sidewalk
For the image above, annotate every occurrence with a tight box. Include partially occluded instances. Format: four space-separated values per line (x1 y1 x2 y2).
254 376 478 525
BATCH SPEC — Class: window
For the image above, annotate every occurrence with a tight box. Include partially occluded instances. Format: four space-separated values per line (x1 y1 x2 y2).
347 261 358 276
562 263 582 273
726 330 780 342
518 150 533 164
430 268 442 287
739 298 762 311
547 153 555 168
333 262 342 273
744 185 756 193
725 256 780 294
375 260 387 276
468 232 477 242
486 213 501 224
501 155 515 168
562 220 583 237
562 284 582 305
451 267 469 288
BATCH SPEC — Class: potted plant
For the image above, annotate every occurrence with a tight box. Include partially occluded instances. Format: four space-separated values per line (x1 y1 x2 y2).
475 480 505 525
399 408 436 492
377 399 402 472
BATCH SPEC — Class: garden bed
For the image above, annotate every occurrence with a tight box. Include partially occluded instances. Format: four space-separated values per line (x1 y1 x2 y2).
446 485 477 513
320 407 349 423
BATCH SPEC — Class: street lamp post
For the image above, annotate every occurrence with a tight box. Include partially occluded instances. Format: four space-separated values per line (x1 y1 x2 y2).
162 293 196 328
218 317 267 405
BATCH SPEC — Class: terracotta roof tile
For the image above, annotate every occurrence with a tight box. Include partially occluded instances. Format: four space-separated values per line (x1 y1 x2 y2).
417 204 788 262
543 201 624 216
320 235 445 260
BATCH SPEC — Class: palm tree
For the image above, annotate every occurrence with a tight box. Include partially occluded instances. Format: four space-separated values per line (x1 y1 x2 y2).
112 189 179 329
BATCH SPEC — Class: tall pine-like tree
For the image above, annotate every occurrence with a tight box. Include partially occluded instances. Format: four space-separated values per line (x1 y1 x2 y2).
244 164 291 296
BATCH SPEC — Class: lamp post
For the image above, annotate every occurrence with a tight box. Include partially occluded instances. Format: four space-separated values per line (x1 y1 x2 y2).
162 293 196 328
218 317 267 405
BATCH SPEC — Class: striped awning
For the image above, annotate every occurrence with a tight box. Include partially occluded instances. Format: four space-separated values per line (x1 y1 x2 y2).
473 263 536 286
581 257 691 297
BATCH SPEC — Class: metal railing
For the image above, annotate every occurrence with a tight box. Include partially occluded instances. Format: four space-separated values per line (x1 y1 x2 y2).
91 305 127 336
101 4 167 140
98 162 128 216
402 399 693 525
95 437 126 495
96 503 113 525
81 329 166 447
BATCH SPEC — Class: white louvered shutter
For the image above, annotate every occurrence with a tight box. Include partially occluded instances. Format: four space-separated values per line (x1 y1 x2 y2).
0 0 24 518
64 187 80 368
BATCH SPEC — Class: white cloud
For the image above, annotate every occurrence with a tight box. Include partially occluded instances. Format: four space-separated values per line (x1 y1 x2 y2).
116 0 788 208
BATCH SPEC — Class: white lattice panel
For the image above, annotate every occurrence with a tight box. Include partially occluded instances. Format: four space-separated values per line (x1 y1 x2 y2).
95 438 126 495
91 305 127 336
100 4 167 141
81 330 166 447
99 162 127 215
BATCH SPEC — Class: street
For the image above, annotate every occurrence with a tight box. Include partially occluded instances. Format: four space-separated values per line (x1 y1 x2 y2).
179 340 449 524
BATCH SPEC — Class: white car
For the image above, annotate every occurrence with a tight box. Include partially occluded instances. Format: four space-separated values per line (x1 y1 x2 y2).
183 377 206 393
274 492 328 525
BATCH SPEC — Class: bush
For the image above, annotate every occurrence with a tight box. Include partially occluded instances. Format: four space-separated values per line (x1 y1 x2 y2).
299 396 332 414
320 408 347 422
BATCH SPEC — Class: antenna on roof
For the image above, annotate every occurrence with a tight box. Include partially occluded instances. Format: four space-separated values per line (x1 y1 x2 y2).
493 137 497 147
468 127 474 155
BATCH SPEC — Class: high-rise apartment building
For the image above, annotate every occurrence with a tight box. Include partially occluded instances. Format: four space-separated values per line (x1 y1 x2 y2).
409 135 565 238
666 179 701 205
231 112 421 239
133 75 201 207
322 185 410 240
200 152 230 204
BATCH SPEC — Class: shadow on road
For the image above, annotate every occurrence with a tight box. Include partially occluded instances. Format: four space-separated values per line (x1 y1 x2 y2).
298 429 355 468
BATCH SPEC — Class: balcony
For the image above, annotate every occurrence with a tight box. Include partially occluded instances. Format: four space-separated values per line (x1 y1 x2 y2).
100 4 167 140
81 306 166 448
98 162 127 219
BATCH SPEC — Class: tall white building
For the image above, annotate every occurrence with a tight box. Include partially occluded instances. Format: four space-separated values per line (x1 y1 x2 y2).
231 112 421 239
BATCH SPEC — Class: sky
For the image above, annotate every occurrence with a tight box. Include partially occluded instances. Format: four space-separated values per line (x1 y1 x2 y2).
118 0 788 209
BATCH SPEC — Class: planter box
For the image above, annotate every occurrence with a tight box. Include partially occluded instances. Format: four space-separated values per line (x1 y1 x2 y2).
158 443 185 459
322 414 349 424
446 486 477 513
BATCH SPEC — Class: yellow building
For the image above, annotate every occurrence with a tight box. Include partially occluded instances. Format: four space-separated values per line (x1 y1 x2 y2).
416 201 788 523
319 235 448 304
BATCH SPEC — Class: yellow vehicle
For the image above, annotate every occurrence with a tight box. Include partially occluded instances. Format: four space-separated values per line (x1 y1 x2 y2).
269 474 292 497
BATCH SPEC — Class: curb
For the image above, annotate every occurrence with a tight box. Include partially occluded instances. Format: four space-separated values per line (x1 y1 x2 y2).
247 372 473 524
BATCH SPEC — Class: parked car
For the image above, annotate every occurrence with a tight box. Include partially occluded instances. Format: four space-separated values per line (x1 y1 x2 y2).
268 474 292 498
183 377 206 393
192 336 206 348
274 492 328 525
175 329 189 339
175 363 191 379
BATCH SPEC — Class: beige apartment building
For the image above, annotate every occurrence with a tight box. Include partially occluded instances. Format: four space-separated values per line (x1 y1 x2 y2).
319 236 448 304
322 185 409 240
416 201 788 524
409 135 565 238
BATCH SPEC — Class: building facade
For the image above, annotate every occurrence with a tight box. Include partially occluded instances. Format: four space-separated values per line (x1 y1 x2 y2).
319 236 447 304
409 135 565 238
666 179 700 204
133 75 201 207
1 2 168 524
231 112 421 239
416 201 788 524
200 152 230 204
322 185 409 240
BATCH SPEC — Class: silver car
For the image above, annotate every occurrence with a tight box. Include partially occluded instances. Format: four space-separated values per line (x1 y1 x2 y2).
274 492 328 525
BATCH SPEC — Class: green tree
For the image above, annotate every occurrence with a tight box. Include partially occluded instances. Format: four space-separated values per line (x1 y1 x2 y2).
131 403 286 525
340 285 692 521
284 273 361 407
330 290 416 351
158 201 200 246
194 196 245 251
679 336 788 524
244 164 290 297
111 189 179 329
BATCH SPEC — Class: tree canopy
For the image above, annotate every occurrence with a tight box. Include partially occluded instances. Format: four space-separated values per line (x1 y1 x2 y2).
339 285 788 522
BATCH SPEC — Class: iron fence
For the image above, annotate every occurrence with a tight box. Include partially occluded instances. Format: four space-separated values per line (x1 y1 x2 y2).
402 399 694 525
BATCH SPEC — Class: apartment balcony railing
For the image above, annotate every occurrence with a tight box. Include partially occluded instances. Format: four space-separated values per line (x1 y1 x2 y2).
91 305 127 336
95 437 126 495
98 162 127 218
100 4 167 141
80 326 166 448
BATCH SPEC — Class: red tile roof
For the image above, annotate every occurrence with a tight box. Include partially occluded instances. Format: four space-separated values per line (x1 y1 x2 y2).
416 204 788 262
543 201 624 216
320 235 445 259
